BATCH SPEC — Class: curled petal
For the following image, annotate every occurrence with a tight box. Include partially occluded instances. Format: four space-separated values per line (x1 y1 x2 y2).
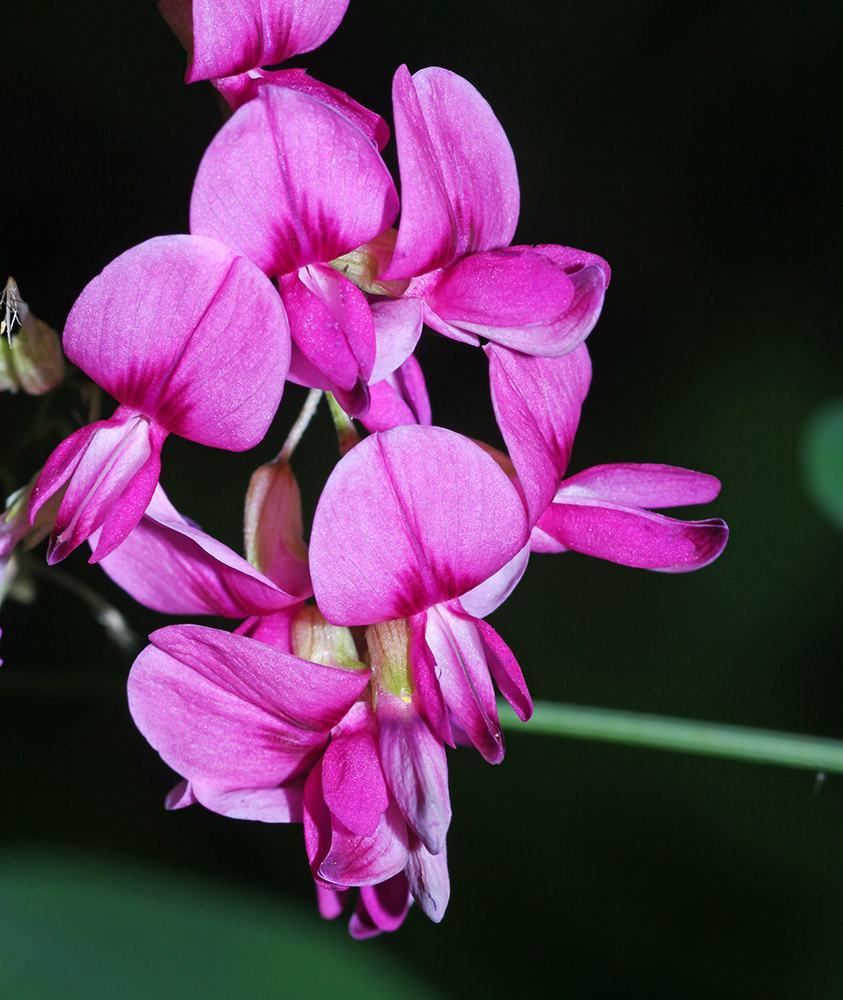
367 298 425 385
318 798 410 888
173 0 351 83
487 343 592 524
384 65 519 279
459 542 530 619
283 266 375 396
406 835 449 923
536 499 729 572
32 409 167 565
64 235 290 449
214 69 390 151
129 625 370 792
424 605 504 764
377 690 451 854
350 874 412 938
558 463 722 508
474 617 532 722
191 88 398 277
95 485 306 617
310 426 528 624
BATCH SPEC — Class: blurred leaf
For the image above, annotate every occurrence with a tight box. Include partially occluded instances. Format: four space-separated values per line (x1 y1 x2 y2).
0 849 444 1000
801 398 843 532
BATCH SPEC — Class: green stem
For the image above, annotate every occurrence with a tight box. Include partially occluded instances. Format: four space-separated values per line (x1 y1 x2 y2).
498 699 843 775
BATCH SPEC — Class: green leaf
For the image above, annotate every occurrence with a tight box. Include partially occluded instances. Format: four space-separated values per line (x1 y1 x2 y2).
801 398 843 532
0 849 444 1000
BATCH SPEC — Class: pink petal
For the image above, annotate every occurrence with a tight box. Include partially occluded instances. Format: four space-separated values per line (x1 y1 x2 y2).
129 625 370 790
350 875 412 938
361 353 431 433
424 605 504 764
281 266 375 395
95 485 306 617
316 884 349 920
322 720 390 837
33 409 167 565
190 780 304 823
409 612 453 748
558 463 722 508
487 342 592 524
406 835 450 923
190 88 398 277
368 299 425 384
474 616 532 722
319 798 410 888
214 68 390 151
458 542 531 619
376 690 451 854
536 500 729 571
310 426 528 624
234 608 300 651
184 0 351 83
63 235 290 449
384 66 519 279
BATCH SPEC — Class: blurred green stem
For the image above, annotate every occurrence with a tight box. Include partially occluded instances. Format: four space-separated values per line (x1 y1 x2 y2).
499 700 843 775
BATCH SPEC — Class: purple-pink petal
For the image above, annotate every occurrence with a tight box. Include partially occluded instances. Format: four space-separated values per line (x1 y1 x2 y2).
310 426 528 624
322 722 390 837
63 235 290 449
384 65 519 280
423 605 504 764
350 875 412 938
95 485 306 617
190 780 304 823
129 625 370 792
487 342 592 525
318 798 410 888
558 463 722 508
214 69 390 151
377 690 451 854
406 835 449 923
536 499 729 572
184 0 350 83
190 88 398 277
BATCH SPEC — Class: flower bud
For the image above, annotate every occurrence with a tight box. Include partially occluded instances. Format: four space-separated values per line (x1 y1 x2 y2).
244 458 310 595
366 619 413 701
0 279 65 395
291 605 366 672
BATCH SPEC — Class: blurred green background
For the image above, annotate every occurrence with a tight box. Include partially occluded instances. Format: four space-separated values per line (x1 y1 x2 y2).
2 1 841 997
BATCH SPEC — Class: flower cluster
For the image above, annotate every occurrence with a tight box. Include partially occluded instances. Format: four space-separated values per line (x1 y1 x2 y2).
4 0 728 936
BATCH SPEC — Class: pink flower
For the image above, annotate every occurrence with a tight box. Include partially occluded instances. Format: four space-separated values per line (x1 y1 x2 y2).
380 66 610 357
310 425 533 763
190 87 417 416
30 235 290 564
487 342 729 570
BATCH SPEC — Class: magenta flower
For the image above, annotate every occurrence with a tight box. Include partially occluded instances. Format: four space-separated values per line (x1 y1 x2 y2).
310 425 533 763
190 87 418 416
29 235 290 564
487 342 729 569
159 0 350 84
380 66 610 357
128 624 371 822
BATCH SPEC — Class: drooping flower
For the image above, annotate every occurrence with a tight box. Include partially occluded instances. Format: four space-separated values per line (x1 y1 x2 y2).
190 87 420 416
29 235 291 564
487 342 729 569
378 66 610 357
310 424 533 763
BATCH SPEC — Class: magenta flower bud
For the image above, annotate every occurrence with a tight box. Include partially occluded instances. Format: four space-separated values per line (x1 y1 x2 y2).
244 459 310 596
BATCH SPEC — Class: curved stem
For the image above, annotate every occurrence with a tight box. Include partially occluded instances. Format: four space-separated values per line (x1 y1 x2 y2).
498 699 843 775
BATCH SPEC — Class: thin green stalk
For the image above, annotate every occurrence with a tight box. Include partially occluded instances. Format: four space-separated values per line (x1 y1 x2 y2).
498 699 843 775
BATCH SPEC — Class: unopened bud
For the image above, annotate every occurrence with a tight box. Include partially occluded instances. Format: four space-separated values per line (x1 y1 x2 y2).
291 605 366 672
366 618 413 701
0 279 65 395
244 458 310 596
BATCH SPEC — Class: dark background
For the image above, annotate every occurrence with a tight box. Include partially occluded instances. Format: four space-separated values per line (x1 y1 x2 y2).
2 1 842 997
